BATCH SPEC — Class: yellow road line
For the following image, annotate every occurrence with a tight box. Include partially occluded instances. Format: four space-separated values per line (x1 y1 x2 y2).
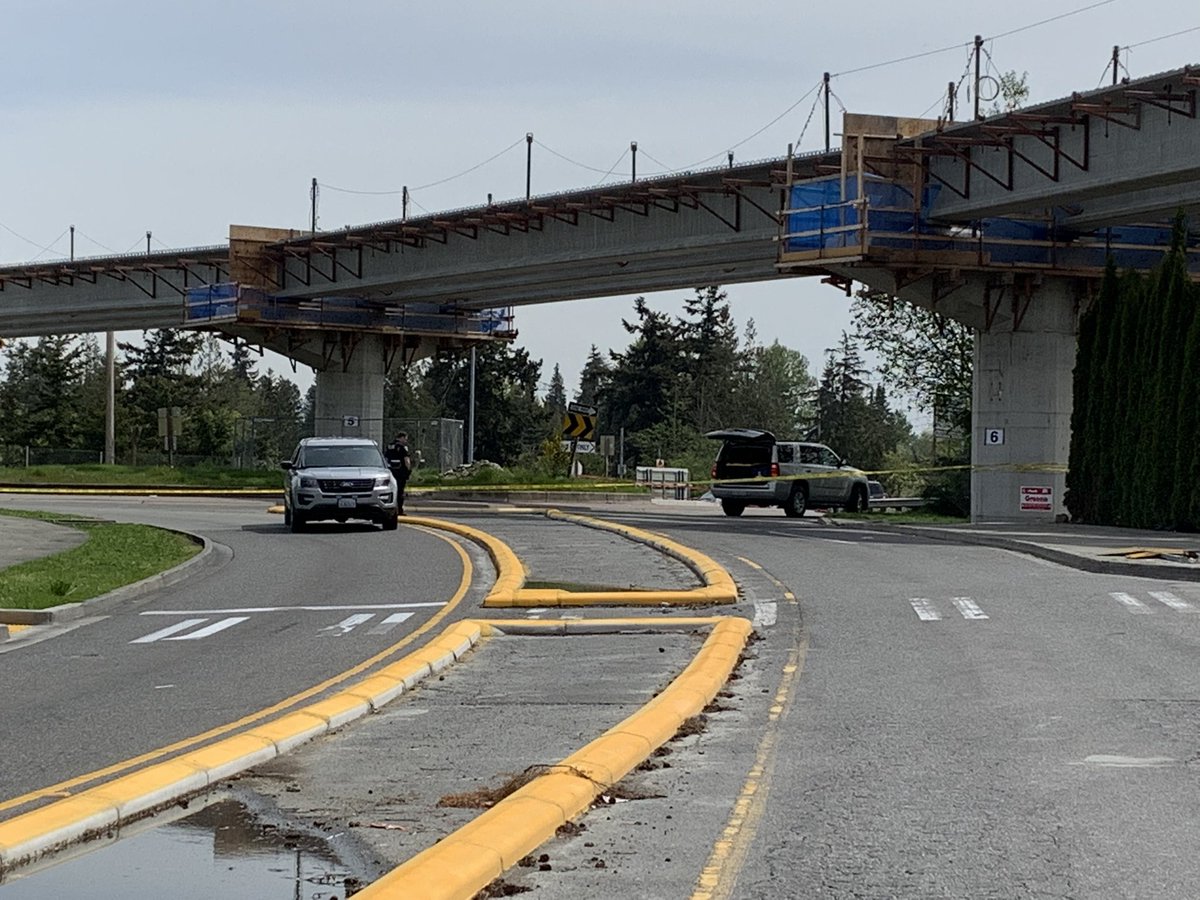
0 526 473 818
691 606 808 899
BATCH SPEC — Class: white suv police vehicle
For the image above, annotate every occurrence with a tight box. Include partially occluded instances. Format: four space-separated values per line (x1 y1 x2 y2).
707 428 869 518
280 437 399 532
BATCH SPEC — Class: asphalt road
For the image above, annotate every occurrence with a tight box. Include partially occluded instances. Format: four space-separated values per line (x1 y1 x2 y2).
7 497 1200 898
481 507 1200 899
0 496 477 802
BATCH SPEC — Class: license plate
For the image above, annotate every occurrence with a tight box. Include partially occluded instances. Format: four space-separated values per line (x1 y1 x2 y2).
337 498 356 509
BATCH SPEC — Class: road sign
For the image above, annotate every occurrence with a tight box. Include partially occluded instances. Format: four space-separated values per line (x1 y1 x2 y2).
599 434 615 456
562 412 597 441
561 440 596 454
567 401 597 416
1020 485 1052 511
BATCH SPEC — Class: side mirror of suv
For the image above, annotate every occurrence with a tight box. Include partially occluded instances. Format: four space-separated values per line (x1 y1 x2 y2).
279 460 293 471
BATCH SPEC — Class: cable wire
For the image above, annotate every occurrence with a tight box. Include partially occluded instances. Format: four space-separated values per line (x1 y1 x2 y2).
321 136 527 196
1125 23 1200 50
75 229 117 254
29 227 71 261
0 221 64 257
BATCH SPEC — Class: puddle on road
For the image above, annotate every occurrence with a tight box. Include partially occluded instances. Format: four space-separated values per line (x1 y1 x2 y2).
0 797 357 899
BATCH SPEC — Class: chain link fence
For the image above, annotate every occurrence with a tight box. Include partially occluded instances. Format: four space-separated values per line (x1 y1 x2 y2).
0 418 464 473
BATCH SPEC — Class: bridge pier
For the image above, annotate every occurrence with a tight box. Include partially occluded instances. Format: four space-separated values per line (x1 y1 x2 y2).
970 281 1078 522
313 334 390 448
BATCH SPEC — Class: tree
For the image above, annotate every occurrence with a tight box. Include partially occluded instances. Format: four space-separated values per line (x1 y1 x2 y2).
119 329 204 456
0 336 98 448
575 345 611 408
419 342 545 465
679 286 740 432
733 324 815 438
603 297 685 456
850 290 973 438
545 364 567 419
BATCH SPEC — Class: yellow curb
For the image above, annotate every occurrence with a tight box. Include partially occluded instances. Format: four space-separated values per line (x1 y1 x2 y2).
355 615 753 900
401 517 526 604
0 618 485 873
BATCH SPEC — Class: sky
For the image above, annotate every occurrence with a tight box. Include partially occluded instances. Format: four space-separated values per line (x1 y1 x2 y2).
2 0 1197 410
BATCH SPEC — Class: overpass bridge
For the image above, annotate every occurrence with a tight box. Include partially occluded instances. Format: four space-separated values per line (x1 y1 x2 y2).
1 64 1198 520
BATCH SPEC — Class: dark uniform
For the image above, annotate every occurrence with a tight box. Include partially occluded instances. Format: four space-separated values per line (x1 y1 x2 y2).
384 435 412 515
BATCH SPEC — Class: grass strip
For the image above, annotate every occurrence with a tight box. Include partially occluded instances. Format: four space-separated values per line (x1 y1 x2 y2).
0 510 200 610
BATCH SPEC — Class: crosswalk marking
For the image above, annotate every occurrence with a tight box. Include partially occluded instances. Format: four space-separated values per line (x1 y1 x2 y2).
368 612 414 635
131 607 431 643
323 613 374 636
909 599 941 621
910 597 989 621
131 618 208 644
952 597 989 620
1149 591 1194 611
1110 592 1152 614
169 616 249 640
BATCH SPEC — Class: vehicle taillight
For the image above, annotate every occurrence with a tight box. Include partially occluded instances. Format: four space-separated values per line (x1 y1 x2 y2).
770 463 780 477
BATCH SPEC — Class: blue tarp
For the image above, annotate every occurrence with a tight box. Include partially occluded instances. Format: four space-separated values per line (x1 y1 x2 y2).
783 174 1190 272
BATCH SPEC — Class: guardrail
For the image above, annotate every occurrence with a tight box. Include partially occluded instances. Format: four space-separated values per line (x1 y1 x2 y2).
869 497 927 511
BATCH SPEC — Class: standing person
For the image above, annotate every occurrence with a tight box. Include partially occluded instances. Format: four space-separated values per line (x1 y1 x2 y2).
384 432 413 515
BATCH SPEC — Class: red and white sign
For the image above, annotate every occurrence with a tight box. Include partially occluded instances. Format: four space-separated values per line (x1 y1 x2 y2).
1020 485 1053 511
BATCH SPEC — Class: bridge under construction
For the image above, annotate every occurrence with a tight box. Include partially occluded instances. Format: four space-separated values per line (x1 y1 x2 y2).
1 64 1198 521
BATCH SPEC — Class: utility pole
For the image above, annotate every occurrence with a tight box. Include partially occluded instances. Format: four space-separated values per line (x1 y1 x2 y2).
1112 45 1120 85
402 186 409 222
973 35 984 120
947 81 956 122
146 231 151 254
630 141 637 183
525 132 533 201
310 178 318 233
823 72 831 152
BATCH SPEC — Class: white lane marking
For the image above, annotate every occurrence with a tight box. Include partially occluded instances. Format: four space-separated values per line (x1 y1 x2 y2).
952 597 989 620
323 614 375 636
140 602 444 615
131 618 208 643
168 616 250 640
909 599 941 621
1081 754 1176 768
1149 591 1194 611
1111 592 1152 614
753 600 778 628
368 612 414 635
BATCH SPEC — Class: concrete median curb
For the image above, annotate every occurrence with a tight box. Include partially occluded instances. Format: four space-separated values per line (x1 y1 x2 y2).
0 620 484 874
354 615 754 900
405 513 739 607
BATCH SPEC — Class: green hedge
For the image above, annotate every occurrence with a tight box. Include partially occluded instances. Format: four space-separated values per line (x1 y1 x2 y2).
1066 218 1199 529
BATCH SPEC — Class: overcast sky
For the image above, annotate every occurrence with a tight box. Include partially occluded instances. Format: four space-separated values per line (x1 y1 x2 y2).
2 1 1197 405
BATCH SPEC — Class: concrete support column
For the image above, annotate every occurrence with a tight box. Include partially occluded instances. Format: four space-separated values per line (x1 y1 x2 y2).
313 334 388 448
971 280 1079 522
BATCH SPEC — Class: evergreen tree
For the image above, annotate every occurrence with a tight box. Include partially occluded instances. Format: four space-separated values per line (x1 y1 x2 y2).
119 329 204 456
575 345 611 408
679 286 740 432
545 364 567 418
0 336 93 447
603 298 685 458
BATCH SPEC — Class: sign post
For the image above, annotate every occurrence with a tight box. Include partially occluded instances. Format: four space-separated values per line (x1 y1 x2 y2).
562 402 598 477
